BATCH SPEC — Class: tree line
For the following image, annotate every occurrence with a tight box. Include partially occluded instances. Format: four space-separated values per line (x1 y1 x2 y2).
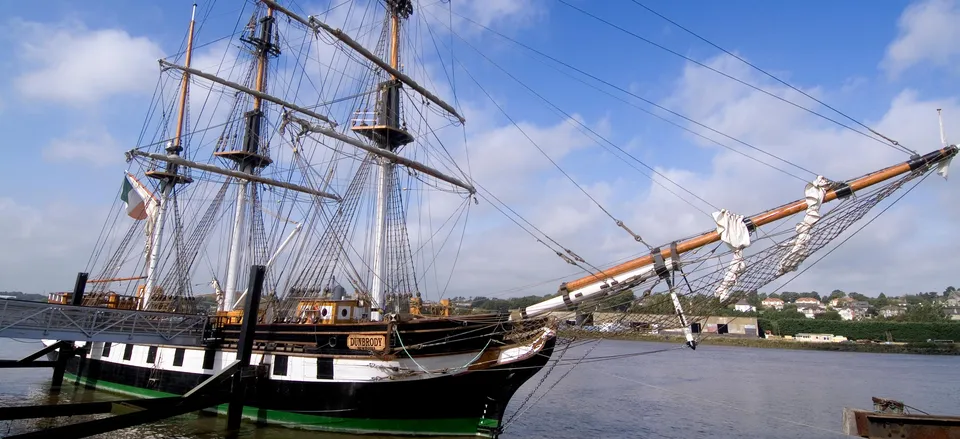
460 285 958 324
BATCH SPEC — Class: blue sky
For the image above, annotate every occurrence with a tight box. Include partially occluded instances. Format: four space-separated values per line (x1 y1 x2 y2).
2 0 960 299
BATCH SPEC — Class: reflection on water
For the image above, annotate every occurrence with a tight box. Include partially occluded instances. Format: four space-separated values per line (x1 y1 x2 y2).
2 338 958 439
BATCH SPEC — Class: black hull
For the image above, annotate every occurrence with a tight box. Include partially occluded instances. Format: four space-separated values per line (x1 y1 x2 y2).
60 335 556 437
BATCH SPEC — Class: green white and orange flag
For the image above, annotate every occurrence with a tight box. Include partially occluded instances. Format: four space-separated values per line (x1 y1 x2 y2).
120 173 157 220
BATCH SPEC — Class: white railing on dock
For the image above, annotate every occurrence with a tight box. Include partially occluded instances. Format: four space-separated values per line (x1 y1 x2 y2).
0 299 211 346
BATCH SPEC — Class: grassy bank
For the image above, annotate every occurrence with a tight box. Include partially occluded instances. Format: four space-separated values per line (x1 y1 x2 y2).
557 330 960 355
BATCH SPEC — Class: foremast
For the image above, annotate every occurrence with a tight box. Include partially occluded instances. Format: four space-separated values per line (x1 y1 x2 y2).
141 5 197 310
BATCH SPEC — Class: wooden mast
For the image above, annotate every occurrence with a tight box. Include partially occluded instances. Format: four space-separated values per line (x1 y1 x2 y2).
141 4 197 310
560 145 958 293
172 5 197 149
220 3 278 312
390 11 400 79
357 0 414 319
253 8 273 112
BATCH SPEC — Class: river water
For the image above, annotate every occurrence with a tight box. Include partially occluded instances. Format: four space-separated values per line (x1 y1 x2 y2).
1 338 957 439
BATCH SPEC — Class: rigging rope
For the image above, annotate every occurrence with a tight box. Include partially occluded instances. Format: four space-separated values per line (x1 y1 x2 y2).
428 8 740 227
438 8 817 184
626 0 917 157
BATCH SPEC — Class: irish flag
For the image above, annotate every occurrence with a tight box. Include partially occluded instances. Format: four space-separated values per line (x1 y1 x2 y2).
120 173 156 220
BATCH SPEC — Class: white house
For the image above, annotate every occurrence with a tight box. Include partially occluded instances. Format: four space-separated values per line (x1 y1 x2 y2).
734 299 756 313
945 292 960 307
879 305 905 318
838 308 856 320
829 297 854 308
796 297 821 307
761 297 784 310
798 304 825 319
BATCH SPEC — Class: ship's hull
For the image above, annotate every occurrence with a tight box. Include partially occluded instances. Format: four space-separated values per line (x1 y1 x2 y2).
45 318 556 437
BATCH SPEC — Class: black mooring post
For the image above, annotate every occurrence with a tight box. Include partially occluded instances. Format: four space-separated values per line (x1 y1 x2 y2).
73 346 89 385
226 265 264 431
71 272 89 306
50 343 72 390
51 273 87 391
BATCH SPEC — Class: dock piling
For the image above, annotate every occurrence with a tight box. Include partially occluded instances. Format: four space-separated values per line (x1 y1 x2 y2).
71 272 88 306
0 266 264 438
227 264 265 431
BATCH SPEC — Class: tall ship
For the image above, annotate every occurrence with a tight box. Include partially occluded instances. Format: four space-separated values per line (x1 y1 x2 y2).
40 0 956 437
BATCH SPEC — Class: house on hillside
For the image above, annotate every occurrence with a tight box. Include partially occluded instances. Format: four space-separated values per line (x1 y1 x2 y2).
879 305 906 318
796 297 821 307
838 301 872 321
945 292 960 307
762 297 784 310
829 296 854 308
797 304 825 319
945 306 960 321
734 299 756 313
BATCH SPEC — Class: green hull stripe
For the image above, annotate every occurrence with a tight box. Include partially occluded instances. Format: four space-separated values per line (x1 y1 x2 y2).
65 374 498 436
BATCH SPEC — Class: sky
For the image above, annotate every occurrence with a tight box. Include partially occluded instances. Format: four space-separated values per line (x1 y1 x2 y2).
2 0 960 300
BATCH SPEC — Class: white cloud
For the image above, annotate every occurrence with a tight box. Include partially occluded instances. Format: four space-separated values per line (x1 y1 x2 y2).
882 0 960 78
420 0 544 34
431 49 960 300
42 127 122 167
13 19 165 105
8 0 960 303
614 52 960 296
0 198 108 292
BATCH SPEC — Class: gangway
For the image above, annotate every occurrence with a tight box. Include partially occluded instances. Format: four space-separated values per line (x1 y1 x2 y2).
0 299 212 347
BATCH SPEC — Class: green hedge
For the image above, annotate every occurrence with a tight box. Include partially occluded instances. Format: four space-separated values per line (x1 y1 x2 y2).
757 318 960 343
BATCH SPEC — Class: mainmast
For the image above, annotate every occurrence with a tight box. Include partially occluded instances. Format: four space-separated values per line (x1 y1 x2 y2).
142 4 197 310
351 0 415 319
218 5 280 312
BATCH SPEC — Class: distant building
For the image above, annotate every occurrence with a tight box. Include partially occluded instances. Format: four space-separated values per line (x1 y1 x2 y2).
945 292 960 307
879 305 905 318
838 308 855 320
762 297 784 310
945 306 960 321
795 333 848 343
798 304 825 319
829 297 854 308
734 299 756 313
796 297 821 307
836 301 872 321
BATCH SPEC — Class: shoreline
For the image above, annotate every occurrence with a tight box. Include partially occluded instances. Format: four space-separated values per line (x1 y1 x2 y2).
557 330 960 355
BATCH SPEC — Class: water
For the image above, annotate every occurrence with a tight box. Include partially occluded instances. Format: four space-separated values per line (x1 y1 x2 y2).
1 338 957 439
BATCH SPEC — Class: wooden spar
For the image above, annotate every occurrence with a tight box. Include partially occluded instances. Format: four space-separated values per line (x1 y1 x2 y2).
157 60 336 127
173 4 197 149
87 276 147 284
253 6 273 112
390 11 400 79
126 149 342 201
561 145 958 293
259 0 465 124
294 120 476 193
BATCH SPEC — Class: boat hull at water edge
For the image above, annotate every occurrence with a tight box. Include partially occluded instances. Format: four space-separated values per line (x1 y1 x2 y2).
46 334 556 437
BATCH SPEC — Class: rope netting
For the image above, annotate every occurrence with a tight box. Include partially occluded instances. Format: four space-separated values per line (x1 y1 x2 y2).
537 166 930 343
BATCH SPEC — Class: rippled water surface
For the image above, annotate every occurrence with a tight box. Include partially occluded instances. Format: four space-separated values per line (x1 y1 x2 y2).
1 338 957 438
